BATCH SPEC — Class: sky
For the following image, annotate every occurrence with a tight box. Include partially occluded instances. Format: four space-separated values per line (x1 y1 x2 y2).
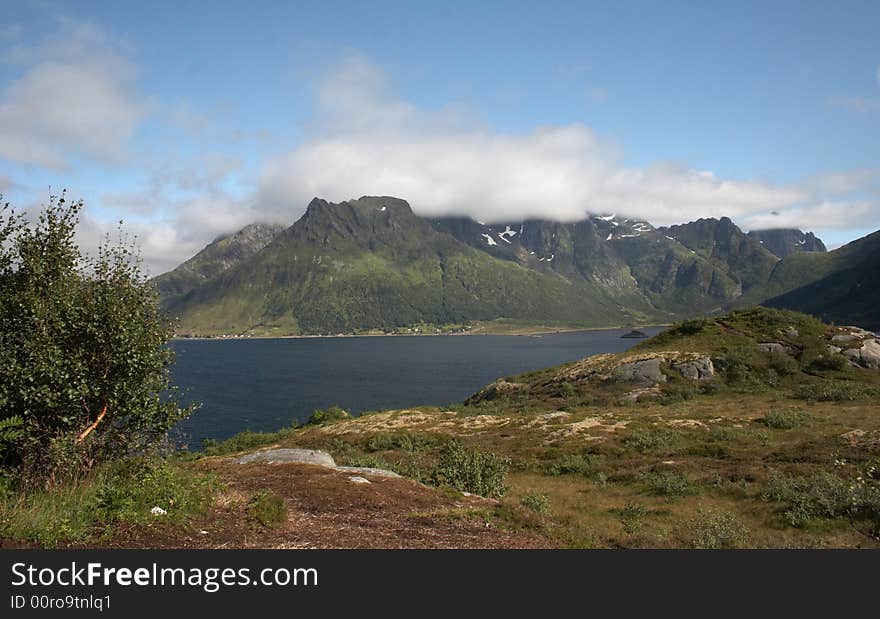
1 0 878 274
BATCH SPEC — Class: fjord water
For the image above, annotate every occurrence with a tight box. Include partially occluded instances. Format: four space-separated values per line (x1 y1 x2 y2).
170 327 664 448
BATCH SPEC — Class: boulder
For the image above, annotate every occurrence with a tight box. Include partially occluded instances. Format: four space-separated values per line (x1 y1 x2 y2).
784 328 799 338
236 448 336 467
831 334 860 344
612 358 666 384
619 386 663 403
758 342 795 355
671 357 714 380
826 344 842 354
841 339 880 369
334 466 402 478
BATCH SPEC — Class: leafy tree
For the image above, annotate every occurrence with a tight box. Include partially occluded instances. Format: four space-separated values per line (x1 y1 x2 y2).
0 193 195 487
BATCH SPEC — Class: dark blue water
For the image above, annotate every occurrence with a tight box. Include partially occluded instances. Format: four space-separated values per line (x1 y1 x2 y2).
170 327 663 448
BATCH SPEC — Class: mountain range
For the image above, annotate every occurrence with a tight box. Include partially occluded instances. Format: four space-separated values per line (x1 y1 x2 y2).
153 196 879 335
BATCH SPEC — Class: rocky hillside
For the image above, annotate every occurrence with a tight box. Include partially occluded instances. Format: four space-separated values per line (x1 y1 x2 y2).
763 230 880 330
747 228 827 258
152 195 876 336
153 223 284 308
112 307 878 549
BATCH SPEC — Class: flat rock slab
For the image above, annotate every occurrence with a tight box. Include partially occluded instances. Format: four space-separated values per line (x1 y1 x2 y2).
334 466 402 478
236 448 336 467
235 449 402 479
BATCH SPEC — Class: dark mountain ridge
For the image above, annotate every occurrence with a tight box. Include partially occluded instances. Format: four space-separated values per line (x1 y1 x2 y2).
153 196 875 335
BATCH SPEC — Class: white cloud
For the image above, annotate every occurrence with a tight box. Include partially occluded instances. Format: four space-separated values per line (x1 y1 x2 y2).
76 190 256 276
0 19 149 168
258 56 814 228
742 200 876 231
807 168 880 195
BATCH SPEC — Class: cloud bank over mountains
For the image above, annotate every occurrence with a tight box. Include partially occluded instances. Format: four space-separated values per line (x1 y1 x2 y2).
1 23 878 275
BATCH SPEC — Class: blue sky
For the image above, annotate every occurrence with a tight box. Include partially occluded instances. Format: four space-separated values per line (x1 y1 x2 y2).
1 1 878 273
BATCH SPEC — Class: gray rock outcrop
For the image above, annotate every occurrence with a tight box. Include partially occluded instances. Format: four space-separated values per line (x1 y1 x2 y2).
236 448 336 466
758 342 795 355
236 448 402 478
612 358 666 384
671 357 715 380
841 339 880 369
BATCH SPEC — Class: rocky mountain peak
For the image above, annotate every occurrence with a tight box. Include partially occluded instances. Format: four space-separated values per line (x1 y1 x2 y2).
747 228 827 258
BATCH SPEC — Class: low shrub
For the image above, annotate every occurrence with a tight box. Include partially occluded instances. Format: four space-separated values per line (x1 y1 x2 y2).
804 354 849 372
365 432 440 453
617 502 647 535
432 441 510 499
689 509 749 549
762 409 811 430
307 406 350 425
675 318 711 335
546 453 603 476
93 458 216 525
639 470 696 498
792 382 879 402
247 490 287 527
768 352 800 376
520 493 550 514
0 458 217 547
762 470 851 527
199 424 300 457
623 428 682 453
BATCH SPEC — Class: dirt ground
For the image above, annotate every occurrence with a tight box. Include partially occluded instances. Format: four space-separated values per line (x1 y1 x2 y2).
93 460 556 549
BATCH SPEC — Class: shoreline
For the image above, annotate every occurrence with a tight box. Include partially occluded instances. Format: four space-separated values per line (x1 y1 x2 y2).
171 323 671 342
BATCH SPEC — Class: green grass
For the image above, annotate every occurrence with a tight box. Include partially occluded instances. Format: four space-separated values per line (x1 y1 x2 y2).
0 458 217 547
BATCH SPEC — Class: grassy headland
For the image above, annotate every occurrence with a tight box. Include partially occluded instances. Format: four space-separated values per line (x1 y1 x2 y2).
4 307 879 549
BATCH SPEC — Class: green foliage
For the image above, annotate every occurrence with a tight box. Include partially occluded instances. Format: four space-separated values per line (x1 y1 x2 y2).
722 307 826 341
93 457 216 524
520 493 550 514
546 452 603 476
616 501 647 535
762 470 852 527
307 405 350 426
198 424 301 457
365 431 440 453
623 428 682 453
247 490 287 528
762 408 810 429
792 381 880 402
0 458 216 547
689 509 749 549
432 441 510 499
0 416 24 461
804 353 849 372
675 318 710 335
639 469 696 498
768 352 800 376
0 194 194 486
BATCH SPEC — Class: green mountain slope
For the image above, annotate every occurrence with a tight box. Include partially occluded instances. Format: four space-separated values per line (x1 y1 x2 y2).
154 195 877 336
153 223 284 307
163 197 641 335
763 230 880 330
747 228 826 258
